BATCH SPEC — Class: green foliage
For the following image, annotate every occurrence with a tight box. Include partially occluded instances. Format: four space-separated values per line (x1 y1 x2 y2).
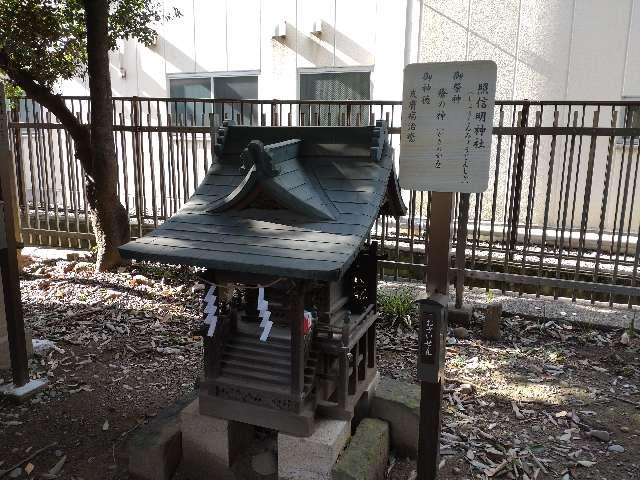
0 0 180 89
2 81 23 108
378 287 417 329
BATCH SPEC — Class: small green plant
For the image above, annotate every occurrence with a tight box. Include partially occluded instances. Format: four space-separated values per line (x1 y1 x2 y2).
378 287 417 330
543 347 565 364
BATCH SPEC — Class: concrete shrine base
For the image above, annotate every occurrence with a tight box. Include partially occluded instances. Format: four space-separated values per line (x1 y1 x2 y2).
278 418 351 480
127 375 422 480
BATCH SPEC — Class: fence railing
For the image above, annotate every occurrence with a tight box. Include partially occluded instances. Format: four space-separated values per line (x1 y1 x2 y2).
5 96 640 306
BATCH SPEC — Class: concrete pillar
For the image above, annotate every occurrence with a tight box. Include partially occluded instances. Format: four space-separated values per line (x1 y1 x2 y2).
179 399 254 479
278 418 351 480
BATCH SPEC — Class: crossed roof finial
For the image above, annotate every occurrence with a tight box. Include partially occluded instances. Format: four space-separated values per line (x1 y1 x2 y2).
241 140 279 177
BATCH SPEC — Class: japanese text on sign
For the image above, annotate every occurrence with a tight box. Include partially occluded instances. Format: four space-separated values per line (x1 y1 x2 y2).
399 61 497 193
419 311 436 364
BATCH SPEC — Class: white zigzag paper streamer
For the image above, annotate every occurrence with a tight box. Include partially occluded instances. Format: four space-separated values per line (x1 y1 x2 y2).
259 320 273 342
207 317 218 337
257 287 272 341
205 286 218 337
204 303 218 315
259 310 271 328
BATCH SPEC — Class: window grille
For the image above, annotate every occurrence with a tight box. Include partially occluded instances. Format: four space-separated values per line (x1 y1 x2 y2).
168 75 258 126
299 71 371 126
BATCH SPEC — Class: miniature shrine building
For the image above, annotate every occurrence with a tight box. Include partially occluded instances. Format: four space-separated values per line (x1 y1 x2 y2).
120 122 406 436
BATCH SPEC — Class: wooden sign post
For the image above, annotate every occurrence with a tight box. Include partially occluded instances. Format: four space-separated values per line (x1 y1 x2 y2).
399 61 497 479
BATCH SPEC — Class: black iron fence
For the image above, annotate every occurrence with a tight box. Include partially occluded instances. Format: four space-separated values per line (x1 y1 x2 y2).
5 96 640 305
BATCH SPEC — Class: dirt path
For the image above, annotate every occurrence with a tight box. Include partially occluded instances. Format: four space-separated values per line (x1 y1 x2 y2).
1 258 202 479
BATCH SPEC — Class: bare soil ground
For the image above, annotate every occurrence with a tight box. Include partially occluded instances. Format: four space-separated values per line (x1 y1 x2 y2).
1 255 638 479
379 289 640 480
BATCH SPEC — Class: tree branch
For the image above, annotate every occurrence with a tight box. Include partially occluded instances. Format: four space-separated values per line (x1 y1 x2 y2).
0 48 94 178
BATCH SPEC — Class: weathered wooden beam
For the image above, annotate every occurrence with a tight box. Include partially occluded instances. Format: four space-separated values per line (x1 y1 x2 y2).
0 84 29 387
463 269 640 297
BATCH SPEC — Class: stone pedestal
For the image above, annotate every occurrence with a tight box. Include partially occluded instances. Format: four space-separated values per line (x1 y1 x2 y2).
179 399 254 479
278 418 351 480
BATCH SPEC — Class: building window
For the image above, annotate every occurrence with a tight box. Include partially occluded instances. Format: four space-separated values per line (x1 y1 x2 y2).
168 74 258 126
299 70 371 126
213 76 259 125
168 77 212 125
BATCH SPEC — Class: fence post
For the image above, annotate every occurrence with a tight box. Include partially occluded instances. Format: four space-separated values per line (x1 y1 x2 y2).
9 107 24 247
131 97 143 238
509 101 529 252
0 88 22 247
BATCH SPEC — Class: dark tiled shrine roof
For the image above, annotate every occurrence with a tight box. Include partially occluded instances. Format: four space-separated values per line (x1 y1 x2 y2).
119 123 406 280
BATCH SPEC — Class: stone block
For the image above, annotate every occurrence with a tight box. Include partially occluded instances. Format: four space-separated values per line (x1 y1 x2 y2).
482 301 503 339
278 418 351 480
332 418 389 480
370 377 420 457
179 398 254 479
128 403 184 480
447 304 473 326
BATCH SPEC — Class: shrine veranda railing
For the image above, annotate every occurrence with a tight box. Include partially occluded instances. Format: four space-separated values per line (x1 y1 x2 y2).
5 97 640 305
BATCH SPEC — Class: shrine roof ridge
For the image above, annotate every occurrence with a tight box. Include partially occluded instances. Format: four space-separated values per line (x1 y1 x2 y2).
119 122 406 280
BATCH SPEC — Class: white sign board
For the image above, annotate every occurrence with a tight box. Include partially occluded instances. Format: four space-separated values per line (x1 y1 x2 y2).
399 61 497 193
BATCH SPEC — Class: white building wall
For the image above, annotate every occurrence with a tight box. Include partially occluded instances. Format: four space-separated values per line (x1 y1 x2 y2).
62 0 415 101
59 0 640 102
54 0 639 235
623 0 640 98
419 0 638 102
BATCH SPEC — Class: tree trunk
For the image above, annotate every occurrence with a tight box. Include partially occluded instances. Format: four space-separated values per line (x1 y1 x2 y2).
84 0 129 271
0 2 130 271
